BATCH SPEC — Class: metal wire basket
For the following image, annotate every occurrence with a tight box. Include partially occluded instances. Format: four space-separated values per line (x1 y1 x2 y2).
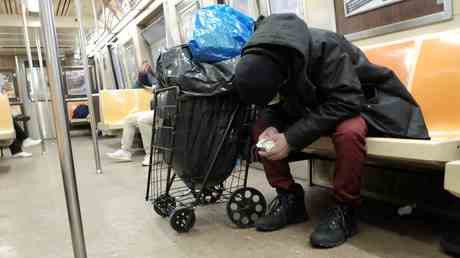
145 86 267 233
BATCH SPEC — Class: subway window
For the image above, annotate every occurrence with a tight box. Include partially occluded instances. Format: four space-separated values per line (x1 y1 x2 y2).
120 40 139 88
142 17 167 69
62 68 88 98
101 51 115 89
0 70 18 102
110 46 128 89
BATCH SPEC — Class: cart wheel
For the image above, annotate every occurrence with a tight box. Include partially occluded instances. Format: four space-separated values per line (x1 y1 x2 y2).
169 208 196 233
153 194 176 217
226 187 267 228
200 185 224 204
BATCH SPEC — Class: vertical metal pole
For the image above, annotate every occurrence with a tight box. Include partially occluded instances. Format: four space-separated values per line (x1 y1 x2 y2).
14 56 29 133
35 30 55 139
94 55 103 91
90 0 99 37
75 0 102 175
38 1 88 258
90 0 102 90
21 1 46 153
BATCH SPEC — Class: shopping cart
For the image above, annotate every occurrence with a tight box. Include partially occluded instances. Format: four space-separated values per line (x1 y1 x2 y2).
145 86 267 233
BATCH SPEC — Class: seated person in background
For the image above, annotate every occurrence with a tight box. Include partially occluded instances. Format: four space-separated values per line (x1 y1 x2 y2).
107 61 159 166
234 14 429 249
8 118 41 158
0 78 41 158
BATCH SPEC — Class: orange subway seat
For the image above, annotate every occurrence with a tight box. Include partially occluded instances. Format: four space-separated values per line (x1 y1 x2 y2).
363 40 417 87
410 34 460 138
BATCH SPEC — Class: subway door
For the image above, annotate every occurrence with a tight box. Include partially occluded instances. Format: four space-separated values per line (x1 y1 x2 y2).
141 16 167 70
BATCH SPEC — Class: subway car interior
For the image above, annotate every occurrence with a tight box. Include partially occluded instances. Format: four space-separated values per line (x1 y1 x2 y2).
1 0 460 257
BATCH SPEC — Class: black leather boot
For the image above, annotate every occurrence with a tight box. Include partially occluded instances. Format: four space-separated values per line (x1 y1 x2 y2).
310 203 358 248
255 183 308 232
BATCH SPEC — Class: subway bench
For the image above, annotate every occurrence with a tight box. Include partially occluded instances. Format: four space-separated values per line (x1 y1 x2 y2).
0 94 15 147
302 30 460 199
98 89 152 134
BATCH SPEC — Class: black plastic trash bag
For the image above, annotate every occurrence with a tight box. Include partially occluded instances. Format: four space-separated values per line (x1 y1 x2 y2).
155 44 251 189
156 45 237 96
173 94 247 188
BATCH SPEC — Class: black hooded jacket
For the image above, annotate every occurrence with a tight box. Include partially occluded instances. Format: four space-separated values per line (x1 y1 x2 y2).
242 14 430 150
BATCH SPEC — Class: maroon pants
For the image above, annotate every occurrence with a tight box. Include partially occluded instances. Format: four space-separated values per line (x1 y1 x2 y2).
253 116 368 206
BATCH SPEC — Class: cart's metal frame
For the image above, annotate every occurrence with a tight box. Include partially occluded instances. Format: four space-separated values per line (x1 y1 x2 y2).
144 86 266 232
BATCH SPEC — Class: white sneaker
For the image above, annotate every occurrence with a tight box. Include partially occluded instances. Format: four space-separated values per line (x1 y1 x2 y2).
142 154 151 166
142 154 161 166
22 138 42 148
12 152 33 158
106 149 132 162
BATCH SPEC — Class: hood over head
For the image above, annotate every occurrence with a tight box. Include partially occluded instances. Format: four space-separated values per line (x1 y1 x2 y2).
234 14 312 105
243 14 311 69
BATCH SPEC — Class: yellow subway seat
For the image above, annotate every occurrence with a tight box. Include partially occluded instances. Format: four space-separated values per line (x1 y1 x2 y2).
99 89 153 130
0 94 15 146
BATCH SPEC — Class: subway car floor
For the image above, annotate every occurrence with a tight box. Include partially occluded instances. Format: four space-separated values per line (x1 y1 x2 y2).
0 135 452 258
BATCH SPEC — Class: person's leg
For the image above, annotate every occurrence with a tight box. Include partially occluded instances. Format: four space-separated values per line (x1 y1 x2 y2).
137 111 154 155
332 115 368 205
137 111 154 166
13 119 28 142
9 119 32 157
12 116 41 148
253 118 308 232
310 116 367 248
121 113 139 151
107 112 139 161
9 138 23 155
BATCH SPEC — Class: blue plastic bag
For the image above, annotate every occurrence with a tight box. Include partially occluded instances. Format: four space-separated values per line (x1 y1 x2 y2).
189 4 254 63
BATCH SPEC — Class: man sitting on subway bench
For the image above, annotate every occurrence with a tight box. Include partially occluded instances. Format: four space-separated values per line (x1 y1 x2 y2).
233 14 430 248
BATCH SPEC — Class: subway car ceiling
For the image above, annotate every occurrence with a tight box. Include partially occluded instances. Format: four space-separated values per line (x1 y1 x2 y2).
0 0 75 16
0 0 94 56
0 0 311 58
0 27 80 56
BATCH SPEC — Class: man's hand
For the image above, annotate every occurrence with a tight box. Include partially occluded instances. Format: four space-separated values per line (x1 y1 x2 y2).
258 127 278 142
258 133 290 161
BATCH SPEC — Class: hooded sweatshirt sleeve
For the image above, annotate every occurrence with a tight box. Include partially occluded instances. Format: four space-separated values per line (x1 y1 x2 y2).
258 103 286 131
284 36 365 150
